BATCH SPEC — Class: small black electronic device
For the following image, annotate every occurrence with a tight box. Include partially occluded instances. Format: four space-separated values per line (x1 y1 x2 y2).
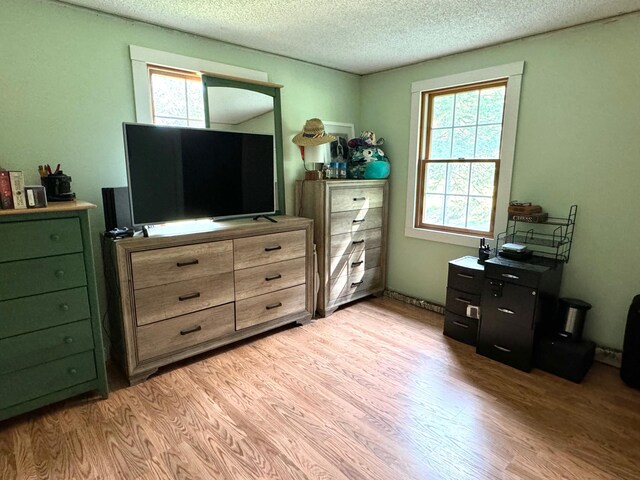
102 187 133 231
105 227 134 239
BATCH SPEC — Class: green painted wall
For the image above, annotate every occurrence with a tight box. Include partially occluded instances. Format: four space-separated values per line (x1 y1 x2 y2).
0 0 360 213
0 0 360 324
361 13 640 350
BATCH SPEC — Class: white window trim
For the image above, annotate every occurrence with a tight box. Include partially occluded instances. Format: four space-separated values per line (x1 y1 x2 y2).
404 61 524 248
129 45 268 124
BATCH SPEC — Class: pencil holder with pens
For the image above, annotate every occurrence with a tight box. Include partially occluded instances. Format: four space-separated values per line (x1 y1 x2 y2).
40 165 76 202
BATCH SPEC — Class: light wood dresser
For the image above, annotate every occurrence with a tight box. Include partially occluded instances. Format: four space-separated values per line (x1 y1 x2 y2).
105 216 314 384
0 201 108 421
295 179 388 317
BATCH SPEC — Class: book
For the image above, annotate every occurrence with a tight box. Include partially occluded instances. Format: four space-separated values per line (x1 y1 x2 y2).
9 171 27 209
0 170 14 209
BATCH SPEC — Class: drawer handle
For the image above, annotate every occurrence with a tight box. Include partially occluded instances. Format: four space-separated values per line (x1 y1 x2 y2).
456 273 474 279
177 259 199 267
55 270 65 278
493 344 512 353
68 368 78 375
352 239 365 245
351 260 364 267
179 292 201 301
59 303 70 312
265 245 282 252
501 273 520 280
353 197 366 201
64 336 74 344
352 219 365 224
50 234 61 242
455 297 471 304
453 321 470 329
265 274 282 281
266 302 282 310
497 307 515 315
180 325 202 335
351 281 364 287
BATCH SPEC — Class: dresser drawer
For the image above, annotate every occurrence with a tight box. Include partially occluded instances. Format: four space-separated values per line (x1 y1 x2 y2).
234 230 306 269
131 241 232 289
448 263 484 294
330 267 383 302
443 312 478 346
330 208 383 236
0 320 94 375
445 287 481 318
0 254 87 302
0 351 97 410
481 281 537 331
330 247 382 280
137 303 235 361
236 284 307 330
330 187 384 213
0 218 83 263
0 287 90 339
330 228 382 258
135 272 234 326
235 257 306 301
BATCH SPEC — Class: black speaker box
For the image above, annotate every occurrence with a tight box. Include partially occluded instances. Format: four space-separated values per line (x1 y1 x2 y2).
535 337 595 383
621 294 640 389
102 187 133 232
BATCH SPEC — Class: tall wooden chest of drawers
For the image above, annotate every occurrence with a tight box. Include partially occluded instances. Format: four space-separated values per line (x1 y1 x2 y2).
0 202 108 421
295 180 388 317
105 216 314 385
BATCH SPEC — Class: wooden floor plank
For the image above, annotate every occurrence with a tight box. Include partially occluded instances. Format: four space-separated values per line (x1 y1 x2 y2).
1 296 640 479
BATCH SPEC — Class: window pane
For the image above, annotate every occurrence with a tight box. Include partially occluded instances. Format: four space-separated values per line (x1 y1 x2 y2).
432 94 454 128
154 117 188 127
478 86 505 125
453 90 479 126
423 194 444 225
444 196 468 228
429 128 452 159
470 163 496 196
451 126 476 159
475 124 502 159
186 80 205 120
151 75 187 118
425 163 447 193
467 196 493 232
446 162 470 195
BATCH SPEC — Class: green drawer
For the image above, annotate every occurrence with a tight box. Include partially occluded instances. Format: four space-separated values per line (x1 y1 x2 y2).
0 218 83 263
0 253 87 301
0 287 90 338
0 320 94 375
0 350 96 410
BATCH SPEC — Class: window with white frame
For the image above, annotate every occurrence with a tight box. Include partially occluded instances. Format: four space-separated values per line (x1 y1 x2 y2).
148 66 205 127
405 62 524 248
129 45 268 125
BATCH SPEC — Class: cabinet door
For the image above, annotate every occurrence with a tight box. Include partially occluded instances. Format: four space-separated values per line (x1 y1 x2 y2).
481 281 537 330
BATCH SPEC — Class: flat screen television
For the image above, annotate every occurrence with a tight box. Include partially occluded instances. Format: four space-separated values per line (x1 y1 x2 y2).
123 123 276 226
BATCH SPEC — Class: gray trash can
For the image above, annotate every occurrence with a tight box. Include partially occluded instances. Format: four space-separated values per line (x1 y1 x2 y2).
557 298 592 341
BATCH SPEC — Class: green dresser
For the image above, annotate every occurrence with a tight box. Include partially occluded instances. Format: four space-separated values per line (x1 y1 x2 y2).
0 201 108 421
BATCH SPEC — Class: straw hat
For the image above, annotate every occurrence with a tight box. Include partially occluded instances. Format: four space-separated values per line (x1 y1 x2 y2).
292 118 336 146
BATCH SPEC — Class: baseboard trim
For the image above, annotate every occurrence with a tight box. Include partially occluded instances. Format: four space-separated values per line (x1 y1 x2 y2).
384 289 622 369
384 290 445 315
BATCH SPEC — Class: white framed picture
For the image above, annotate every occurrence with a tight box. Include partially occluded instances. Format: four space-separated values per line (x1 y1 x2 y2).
324 121 355 164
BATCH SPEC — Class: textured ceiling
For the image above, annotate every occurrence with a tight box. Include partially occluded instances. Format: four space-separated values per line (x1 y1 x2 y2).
59 0 640 74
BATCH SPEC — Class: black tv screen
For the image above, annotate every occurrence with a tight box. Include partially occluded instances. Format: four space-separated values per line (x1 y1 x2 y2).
123 123 275 225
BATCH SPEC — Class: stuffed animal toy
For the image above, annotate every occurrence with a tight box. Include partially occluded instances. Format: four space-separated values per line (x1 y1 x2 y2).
347 131 390 179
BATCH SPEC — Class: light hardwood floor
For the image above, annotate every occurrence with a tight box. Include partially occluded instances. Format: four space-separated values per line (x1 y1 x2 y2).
1 297 640 479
